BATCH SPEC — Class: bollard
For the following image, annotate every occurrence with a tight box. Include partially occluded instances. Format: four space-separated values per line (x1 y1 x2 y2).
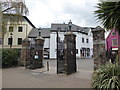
47 61 49 71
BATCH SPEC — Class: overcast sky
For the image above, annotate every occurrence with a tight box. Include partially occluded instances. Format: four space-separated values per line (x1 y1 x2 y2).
25 0 100 28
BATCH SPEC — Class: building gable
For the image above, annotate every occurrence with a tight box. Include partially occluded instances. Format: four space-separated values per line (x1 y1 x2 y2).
106 29 119 50
2 14 35 28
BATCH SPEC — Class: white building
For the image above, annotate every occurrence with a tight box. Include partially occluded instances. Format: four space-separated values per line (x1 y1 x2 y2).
49 23 93 59
28 21 93 59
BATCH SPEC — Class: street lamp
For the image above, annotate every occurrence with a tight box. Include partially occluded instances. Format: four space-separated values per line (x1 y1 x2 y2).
56 29 59 74
10 33 13 48
68 20 72 31
56 28 61 74
38 28 41 36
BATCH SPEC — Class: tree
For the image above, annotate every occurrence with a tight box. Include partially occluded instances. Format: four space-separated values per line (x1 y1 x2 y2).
0 0 29 44
94 1 120 64
1 0 28 15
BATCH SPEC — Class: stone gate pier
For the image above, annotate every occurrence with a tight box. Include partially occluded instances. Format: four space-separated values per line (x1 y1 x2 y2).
57 31 77 75
92 26 107 69
20 36 44 69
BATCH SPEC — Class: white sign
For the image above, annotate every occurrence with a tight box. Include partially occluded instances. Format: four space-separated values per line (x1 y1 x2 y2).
34 55 39 59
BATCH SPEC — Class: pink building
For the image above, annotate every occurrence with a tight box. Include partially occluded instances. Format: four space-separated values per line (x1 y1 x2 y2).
106 29 120 51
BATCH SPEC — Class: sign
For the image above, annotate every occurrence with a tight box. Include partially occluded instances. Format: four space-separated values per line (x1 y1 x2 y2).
112 48 118 50
34 55 39 59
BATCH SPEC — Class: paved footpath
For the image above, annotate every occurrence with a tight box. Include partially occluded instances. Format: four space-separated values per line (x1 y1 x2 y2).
2 59 94 88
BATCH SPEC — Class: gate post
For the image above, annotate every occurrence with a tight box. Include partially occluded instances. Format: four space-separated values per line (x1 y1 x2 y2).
20 38 30 67
64 31 77 75
92 26 107 70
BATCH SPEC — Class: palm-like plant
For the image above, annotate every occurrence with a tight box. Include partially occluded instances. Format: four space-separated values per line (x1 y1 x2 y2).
94 1 120 63
95 1 120 30
92 62 120 89
93 1 120 89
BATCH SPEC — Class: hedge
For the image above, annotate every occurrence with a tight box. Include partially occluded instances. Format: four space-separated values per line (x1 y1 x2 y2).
2 49 20 68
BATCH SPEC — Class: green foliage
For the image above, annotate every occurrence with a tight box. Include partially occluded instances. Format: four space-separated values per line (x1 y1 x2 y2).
116 54 119 64
94 1 120 30
2 1 29 15
2 49 19 68
92 62 120 89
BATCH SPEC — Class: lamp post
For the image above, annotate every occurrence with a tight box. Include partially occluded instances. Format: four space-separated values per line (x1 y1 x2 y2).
56 30 59 74
38 28 41 36
56 28 61 74
68 20 72 31
10 33 13 48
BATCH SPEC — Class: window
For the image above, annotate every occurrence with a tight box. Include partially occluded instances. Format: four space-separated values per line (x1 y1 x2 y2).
112 32 116 36
112 39 118 46
8 38 13 45
18 38 22 45
82 38 84 43
9 27 13 32
18 27 23 32
86 39 89 43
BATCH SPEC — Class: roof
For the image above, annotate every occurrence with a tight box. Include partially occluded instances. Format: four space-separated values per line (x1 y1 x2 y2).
51 23 90 34
41 28 51 37
92 26 104 32
28 28 39 38
81 27 91 34
51 23 81 31
28 28 51 38
2 14 35 28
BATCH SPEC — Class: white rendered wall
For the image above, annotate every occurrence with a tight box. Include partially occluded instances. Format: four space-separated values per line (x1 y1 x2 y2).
3 21 33 49
44 38 50 49
50 32 57 59
49 31 93 59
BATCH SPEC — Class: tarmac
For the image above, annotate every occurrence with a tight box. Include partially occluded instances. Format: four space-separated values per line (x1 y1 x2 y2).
2 58 94 88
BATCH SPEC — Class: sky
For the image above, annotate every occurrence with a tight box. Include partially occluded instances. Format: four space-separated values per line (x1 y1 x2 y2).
25 0 100 28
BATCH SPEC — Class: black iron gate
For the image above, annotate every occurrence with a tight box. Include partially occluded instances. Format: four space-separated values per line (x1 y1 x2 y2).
57 35 65 74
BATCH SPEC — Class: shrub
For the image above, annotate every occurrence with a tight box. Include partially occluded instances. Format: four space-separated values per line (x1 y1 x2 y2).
92 62 120 89
116 54 118 64
2 49 19 68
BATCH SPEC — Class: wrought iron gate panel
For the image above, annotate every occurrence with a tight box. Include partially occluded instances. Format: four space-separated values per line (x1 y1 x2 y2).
57 37 65 73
